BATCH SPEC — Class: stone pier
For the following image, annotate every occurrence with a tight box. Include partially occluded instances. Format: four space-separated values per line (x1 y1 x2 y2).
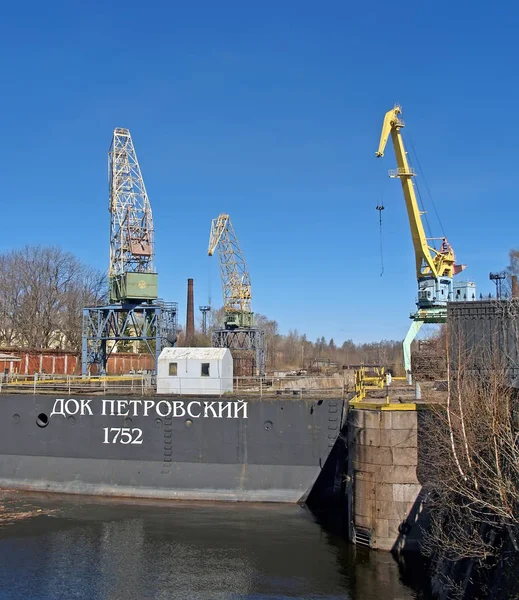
347 407 425 551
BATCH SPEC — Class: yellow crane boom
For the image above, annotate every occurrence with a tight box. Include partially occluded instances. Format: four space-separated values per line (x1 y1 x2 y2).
376 105 465 281
376 105 474 376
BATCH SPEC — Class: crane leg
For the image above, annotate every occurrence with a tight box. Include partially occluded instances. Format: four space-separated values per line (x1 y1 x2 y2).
403 320 424 381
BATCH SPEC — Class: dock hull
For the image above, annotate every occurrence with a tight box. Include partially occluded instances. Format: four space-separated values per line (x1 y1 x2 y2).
0 395 346 503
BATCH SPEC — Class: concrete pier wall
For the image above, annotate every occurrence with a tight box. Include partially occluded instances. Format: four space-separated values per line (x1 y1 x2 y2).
348 408 425 551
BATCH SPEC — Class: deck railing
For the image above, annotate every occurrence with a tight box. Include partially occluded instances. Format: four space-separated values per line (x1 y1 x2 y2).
0 373 353 398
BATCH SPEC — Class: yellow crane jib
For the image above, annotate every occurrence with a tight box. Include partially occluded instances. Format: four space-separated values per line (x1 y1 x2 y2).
208 214 254 329
375 105 474 375
375 105 465 283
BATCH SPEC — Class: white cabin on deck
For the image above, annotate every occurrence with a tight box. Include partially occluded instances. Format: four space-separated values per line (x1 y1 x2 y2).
157 347 233 395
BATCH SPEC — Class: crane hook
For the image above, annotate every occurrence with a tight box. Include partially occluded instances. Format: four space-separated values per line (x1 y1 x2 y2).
376 204 385 276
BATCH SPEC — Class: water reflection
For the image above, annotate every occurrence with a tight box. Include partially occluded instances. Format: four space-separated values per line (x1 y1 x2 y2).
0 495 424 600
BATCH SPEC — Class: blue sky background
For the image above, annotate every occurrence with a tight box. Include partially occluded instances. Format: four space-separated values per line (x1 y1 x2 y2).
0 1 517 344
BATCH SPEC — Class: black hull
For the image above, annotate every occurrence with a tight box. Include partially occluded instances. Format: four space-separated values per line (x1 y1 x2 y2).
0 395 346 503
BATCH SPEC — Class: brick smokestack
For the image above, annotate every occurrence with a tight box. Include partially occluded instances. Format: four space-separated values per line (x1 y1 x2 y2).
512 275 519 298
186 278 195 346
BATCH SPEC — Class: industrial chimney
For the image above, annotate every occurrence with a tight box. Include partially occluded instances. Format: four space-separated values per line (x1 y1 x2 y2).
186 278 195 346
512 275 519 298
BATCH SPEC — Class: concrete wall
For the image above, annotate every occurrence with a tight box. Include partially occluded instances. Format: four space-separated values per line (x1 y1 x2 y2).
348 408 425 552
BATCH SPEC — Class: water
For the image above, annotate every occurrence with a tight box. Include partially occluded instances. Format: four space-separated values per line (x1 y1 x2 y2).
0 492 428 600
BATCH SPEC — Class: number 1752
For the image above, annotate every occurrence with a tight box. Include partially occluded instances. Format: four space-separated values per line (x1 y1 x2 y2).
103 427 143 444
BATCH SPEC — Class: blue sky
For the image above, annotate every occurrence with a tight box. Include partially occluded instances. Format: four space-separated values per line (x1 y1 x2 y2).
0 1 517 344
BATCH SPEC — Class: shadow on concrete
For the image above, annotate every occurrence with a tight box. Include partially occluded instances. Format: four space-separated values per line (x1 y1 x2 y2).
390 408 432 555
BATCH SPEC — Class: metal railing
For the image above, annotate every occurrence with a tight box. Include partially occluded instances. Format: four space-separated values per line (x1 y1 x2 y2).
0 373 155 396
0 373 352 398
351 367 389 404
232 375 350 398
155 375 351 398
388 167 416 178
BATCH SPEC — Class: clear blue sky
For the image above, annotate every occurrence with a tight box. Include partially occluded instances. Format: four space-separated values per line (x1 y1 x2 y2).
1 1 517 345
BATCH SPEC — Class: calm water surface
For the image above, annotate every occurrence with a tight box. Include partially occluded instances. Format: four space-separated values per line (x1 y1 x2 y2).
0 493 428 600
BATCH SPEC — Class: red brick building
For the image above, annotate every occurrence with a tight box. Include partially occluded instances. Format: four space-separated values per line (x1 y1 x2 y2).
0 347 154 376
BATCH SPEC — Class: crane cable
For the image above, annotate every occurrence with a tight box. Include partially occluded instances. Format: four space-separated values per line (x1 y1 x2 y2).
408 136 446 239
414 179 433 241
207 255 212 308
376 203 385 276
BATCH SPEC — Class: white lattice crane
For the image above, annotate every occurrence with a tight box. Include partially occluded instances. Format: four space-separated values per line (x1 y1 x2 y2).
207 214 254 329
108 128 157 303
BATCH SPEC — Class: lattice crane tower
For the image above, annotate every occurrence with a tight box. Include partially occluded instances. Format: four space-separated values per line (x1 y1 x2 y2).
109 128 158 304
81 127 178 376
208 213 253 329
207 213 265 375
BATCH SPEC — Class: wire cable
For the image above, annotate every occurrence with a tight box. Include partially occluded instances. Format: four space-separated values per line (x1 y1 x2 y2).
207 256 212 308
408 136 446 238
376 204 385 276
414 178 433 241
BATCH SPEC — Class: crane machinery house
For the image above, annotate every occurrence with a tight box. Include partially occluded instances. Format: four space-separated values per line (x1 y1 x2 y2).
157 347 233 395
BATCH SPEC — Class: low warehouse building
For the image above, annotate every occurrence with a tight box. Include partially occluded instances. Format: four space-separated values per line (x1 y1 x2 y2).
157 347 233 395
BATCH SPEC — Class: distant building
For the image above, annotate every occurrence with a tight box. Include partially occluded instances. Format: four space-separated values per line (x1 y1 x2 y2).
157 347 233 395
308 357 339 373
0 353 21 378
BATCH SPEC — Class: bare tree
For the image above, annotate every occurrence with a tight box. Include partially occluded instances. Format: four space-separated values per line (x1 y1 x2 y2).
0 245 106 351
420 321 519 599
0 253 20 345
254 314 278 369
58 265 107 350
195 304 404 373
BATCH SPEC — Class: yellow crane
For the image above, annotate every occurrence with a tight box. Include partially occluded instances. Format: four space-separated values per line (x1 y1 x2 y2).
376 105 474 374
207 213 254 329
